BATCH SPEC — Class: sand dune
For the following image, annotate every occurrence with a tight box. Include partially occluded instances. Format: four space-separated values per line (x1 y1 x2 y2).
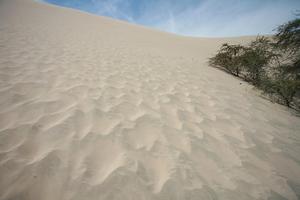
0 0 300 199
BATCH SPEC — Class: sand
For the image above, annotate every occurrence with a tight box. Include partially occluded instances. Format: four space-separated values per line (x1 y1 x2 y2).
0 0 300 199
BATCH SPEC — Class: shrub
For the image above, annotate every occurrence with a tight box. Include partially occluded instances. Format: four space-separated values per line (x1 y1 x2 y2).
275 17 300 81
276 17 300 53
208 17 300 110
240 36 277 86
263 78 300 107
209 43 244 76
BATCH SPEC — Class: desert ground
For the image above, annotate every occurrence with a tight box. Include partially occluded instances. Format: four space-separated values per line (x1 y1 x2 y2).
0 0 300 199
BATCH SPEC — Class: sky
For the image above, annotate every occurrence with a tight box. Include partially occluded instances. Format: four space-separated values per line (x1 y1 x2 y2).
43 0 300 37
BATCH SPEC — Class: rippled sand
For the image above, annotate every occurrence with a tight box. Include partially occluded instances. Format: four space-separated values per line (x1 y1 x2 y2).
0 0 300 199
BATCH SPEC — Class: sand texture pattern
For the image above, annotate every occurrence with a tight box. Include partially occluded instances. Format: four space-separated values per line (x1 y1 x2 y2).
0 0 300 199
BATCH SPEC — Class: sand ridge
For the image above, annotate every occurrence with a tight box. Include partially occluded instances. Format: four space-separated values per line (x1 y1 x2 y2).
0 0 300 199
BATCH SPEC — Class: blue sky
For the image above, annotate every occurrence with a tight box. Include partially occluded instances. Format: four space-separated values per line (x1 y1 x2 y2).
43 0 300 37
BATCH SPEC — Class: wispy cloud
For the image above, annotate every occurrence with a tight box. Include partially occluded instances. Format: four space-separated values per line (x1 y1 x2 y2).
44 0 300 37
89 0 135 22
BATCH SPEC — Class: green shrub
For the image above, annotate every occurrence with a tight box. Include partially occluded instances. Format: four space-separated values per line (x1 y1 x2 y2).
209 43 244 76
240 36 277 86
263 78 300 107
276 17 300 53
275 17 300 81
208 17 300 109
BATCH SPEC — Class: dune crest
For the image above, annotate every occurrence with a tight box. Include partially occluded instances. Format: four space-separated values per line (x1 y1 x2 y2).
0 0 300 199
